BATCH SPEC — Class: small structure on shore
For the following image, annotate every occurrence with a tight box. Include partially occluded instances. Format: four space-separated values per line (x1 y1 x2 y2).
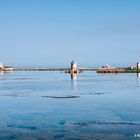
101 64 112 69
0 63 3 68
0 62 4 71
96 68 125 73
71 60 79 74
97 64 125 73
123 63 140 73
0 62 13 72
137 62 140 73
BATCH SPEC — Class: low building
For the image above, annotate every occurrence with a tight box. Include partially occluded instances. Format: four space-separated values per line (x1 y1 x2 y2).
3 66 14 71
0 62 13 71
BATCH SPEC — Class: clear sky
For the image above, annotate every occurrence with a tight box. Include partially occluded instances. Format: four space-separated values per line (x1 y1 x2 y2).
0 0 140 67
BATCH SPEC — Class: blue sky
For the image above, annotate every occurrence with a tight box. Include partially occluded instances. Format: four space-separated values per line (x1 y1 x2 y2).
0 0 140 67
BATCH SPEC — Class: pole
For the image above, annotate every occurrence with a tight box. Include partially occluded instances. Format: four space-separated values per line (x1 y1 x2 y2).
137 62 139 74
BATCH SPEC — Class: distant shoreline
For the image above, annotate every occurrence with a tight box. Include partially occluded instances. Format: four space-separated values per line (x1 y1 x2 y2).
14 67 98 71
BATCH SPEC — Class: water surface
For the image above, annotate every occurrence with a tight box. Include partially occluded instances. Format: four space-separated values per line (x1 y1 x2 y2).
0 71 140 140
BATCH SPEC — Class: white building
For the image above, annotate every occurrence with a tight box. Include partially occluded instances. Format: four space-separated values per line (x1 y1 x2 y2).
137 63 140 69
0 63 3 68
71 60 77 70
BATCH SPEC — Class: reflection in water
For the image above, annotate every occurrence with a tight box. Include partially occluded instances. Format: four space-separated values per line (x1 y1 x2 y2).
137 73 140 86
0 71 13 75
3 71 13 74
0 71 140 140
0 71 13 81
0 71 3 80
137 73 140 78
0 71 4 75
0 72 3 89
71 73 77 90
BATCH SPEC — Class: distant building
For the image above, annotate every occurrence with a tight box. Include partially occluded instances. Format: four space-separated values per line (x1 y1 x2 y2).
0 63 3 68
0 62 13 71
71 60 79 74
102 64 112 68
71 60 77 70
137 63 140 69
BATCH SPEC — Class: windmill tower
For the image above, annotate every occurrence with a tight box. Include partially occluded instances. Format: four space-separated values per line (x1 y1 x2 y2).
71 60 78 74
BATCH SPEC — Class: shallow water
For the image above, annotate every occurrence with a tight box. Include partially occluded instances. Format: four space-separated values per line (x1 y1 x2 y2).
0 71 140 140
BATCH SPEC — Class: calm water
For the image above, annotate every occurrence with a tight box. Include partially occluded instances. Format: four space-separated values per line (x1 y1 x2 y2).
0 71 140 140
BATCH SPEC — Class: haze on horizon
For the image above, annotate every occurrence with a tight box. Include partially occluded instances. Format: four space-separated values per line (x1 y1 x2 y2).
0 0 140 67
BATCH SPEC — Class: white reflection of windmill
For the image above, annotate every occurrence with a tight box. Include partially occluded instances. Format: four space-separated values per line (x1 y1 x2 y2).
71 73 77 90
137 73 140 78
0 71 3 80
